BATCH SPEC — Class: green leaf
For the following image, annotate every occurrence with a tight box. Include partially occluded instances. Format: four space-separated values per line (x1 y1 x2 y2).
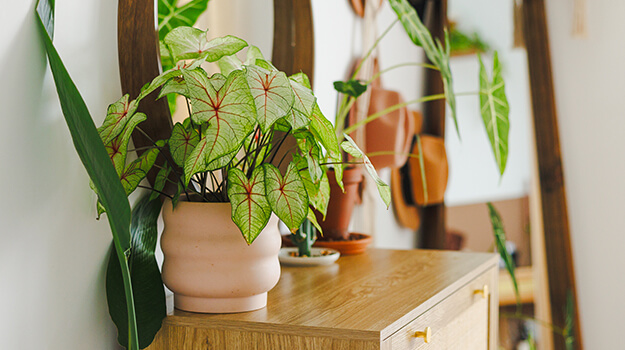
217 54 243 76
168 122 199 167
149 166 171 201
295 131 323 183
104 112 147 176
307 207 323 236
289 72 312 89
164 27 248 63
309 104 343 190
479 52 510 176
158 76 187 99
333 80 368 98
35 4 138 348
244 46 265 66
98 95 139 146
341 134 391 208
106 195 166 349
245 65 294 132
293 153 329 218
139 59 204 100
263 163 309 233
227 167 272 244
564 290 575 350
487 202 520 308
120 147 160 196
388 0 459 136
182 69 255 185
158 0 210 40
286 77 315 130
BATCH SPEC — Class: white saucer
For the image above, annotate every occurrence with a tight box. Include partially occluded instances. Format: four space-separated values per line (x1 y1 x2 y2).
279 247 340 266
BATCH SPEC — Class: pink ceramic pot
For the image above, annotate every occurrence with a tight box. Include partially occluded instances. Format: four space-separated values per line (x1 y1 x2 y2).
161 200 281 313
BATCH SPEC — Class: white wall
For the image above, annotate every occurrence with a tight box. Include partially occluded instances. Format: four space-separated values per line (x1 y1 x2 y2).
0 0 120 349
545 0 625 348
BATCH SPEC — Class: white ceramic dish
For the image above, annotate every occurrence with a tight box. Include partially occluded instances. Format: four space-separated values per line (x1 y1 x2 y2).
278 248 340 266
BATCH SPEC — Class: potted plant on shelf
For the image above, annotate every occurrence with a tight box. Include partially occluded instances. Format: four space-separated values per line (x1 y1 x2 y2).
91 25 392 314
314 0 510 254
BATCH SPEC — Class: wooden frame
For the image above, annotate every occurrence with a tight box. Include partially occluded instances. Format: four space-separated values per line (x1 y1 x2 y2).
116 0 582 348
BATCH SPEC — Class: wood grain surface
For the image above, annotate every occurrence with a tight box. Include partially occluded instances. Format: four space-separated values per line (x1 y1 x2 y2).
522 1 582 349
147 249 498 349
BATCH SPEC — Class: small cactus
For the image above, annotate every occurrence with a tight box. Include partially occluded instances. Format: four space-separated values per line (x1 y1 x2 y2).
290 218 317 257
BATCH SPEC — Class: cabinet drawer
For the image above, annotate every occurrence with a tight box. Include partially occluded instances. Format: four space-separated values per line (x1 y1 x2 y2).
384 268 496 350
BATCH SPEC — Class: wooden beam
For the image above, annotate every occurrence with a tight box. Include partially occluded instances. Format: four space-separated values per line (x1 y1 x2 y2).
418 0 448 249
522 1 583 348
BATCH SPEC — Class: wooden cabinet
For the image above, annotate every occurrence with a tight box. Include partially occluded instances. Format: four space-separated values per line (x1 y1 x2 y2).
147 249 498 349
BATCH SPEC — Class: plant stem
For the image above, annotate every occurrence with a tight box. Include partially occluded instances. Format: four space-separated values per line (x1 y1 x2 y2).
351 18 399 80
367 62 439 86
415 135 428 204
500 312 567 337
137 185 174 199
268 126 292 164
343 94 446 135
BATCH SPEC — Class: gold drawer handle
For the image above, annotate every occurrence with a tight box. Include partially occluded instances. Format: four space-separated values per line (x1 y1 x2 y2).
414 327 432 343
474 285 489 299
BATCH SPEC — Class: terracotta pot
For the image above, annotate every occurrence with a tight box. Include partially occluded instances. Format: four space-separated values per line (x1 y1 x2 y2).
316 167 363 241
161 200 281 313
313 233 372 255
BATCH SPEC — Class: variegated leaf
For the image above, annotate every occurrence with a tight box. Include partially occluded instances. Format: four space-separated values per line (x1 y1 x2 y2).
479 52 510 176
149 165 171 201
245 65 294 132
163 27 248 63
182 69 255 184
244 46 265 66
157 0 209 40
293 153 329 218
168 122 199 167
217 54 243 76
286 76 315 130
341 134 391 208
139 59 204 100
309 104 343 190
104 112 147 175
263 163 308 232
120 146 160 196
227 167 272 244
98 95 139 145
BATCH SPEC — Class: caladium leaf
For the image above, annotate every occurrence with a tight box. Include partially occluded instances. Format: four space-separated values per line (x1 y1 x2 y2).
168 122 199 167
246 65 294 132
289 72 312 89
295 153 329 219
208 72 227 91
244 46 265 66
286 77 315 130
479 52 510 176
333 80 368 98
98 95 139 146
104 112 147 176
139 59 204 100
164 27 248 63
149 165 171 201
253 59 277 71
182 69 255 185
309 104 343 190
295 131 323 183
227 167 272 244
307 207 323 236
341 134 391 208
158 76 187 99
157 0 210 40
120 145 161 196
264 163 308 233
388 0 459 136
217 54 243 76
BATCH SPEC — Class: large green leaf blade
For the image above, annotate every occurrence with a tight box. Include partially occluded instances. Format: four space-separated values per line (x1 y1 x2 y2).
479 52 510 176
286 76 315 130
35 3 138 348
182 69 255 184
104 112 147 176
158 0 210 40
227 167 272 244
341 134 391 208
164 27 248 63
264 163 309 232
106 196 166 349
168 122 199 167
246 65 294 132
120 147 161 196
98 95 139 145
487 202 520 308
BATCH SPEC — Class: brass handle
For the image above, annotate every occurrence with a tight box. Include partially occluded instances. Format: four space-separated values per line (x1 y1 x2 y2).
414 326 432 343
474 285 489 299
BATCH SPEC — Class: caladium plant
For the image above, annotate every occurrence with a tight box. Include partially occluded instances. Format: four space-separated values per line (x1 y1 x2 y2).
94 26 390 245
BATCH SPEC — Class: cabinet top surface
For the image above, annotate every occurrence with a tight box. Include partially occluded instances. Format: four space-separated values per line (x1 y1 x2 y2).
167 249 497 340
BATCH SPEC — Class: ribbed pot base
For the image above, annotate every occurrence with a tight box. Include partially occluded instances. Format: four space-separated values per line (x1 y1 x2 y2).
174 293 268 314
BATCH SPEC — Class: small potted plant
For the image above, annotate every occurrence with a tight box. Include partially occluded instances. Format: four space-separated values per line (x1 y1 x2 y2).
92 25 390 313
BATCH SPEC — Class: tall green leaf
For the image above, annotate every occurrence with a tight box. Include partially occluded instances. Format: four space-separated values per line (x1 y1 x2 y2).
163 27 247 63
158 0 210 40
263 163 309 232
182 69 255 184
227 167 272 244
106 196 166 349
245 65 294 132
487 202 520 308
341 134 391 208
388 0 458 136
479 53 510 176
35 2 139 348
